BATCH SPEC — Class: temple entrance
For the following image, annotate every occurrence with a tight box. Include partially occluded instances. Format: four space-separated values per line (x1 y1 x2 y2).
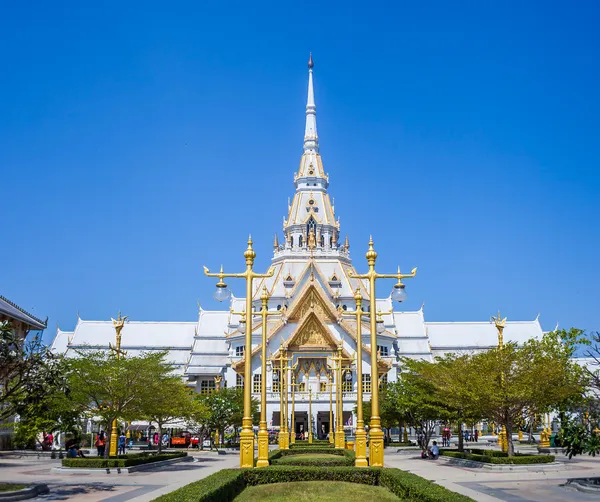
294 411 307 439
317 411 331 440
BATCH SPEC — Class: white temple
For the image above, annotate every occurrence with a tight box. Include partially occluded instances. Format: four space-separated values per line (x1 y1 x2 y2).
52 56 544 438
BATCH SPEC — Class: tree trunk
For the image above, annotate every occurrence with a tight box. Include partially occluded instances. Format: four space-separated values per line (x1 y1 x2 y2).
157 422 163 454
506 420 514 457
528 416 534 443
457 420 464 452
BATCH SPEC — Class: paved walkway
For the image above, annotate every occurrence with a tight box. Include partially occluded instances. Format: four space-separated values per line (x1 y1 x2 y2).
384 450 600 501
0 452 238 502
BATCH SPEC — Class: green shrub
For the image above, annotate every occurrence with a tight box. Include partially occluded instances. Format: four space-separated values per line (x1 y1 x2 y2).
380 468 473 502
153 469 244 502
62 452 186 468
151 466 475 502
271 450 355 466
290 441 332 448
244 466 379 486
440 450 554 464
280 447 347 456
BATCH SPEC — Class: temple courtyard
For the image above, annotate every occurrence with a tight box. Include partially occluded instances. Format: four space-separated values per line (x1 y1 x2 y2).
0 447 599 502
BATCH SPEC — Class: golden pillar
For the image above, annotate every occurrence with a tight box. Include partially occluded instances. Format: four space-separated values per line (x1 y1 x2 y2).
349 237 417 467
274 348 291 450
255 288 278 467
214 376 222 448
331 345 345 448
205 237 274 468
308 388 313 444
291 374 296 444
344 288 368 466
492 312 508 453
328 374 334 445
109 313 128 457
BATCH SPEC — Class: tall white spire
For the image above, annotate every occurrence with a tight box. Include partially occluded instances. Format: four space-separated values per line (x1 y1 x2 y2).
304 53 319 153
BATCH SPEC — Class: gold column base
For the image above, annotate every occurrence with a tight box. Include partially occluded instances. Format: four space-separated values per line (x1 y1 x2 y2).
308 432 313 444
498 426 508 452
329 432 334 445
282 429 289 450
335 430 345 449
109 418 118 457
291 429 296 444
369 430 384 467
239 431 255 468
354 429 368 467
518 430 523 441
256 430 269 468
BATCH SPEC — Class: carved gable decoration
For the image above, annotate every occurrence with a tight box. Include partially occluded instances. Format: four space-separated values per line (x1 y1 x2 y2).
289 314 337 351
288 285 337 323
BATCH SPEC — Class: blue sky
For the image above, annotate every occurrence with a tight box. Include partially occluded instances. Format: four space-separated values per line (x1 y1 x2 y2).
1 1 599 344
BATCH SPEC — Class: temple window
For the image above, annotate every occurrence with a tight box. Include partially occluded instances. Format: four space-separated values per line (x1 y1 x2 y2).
200 379 216 394
236 374 244 389
273 370 281 392
253 374 261 393
362 374 371 393
320 381 327 392
235 346 245 357
342 370 353 392
377 345 389 357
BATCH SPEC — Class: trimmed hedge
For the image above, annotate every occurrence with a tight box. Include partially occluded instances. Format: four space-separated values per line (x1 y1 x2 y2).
441 450 554 464
62 452 187 468
153 469 244 502
380 469 473 502
271 450 355 466
290 441 334 449
152 466 475 502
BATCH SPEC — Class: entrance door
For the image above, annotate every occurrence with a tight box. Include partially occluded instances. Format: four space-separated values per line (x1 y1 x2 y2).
317 411 330 440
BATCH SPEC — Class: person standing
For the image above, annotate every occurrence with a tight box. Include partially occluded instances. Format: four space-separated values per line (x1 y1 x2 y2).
95 431 106 457
474 429 479 442
118 432 126 455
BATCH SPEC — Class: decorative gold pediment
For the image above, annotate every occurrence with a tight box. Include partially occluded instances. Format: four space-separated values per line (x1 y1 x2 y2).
288 313 337 351
287 285 338 323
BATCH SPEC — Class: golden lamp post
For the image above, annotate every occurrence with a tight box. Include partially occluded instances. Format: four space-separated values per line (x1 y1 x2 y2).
108 313 128 457
291 373 297 445
308 387 314 444
491 312 509 453
328 373 334 445
329 344 346 449
214 376 222 447
272 348 291 450
204 237 274 468
349 236 417 467
339 288 369 466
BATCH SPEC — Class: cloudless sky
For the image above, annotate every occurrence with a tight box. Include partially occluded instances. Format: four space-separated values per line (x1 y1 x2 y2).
1 1 599 344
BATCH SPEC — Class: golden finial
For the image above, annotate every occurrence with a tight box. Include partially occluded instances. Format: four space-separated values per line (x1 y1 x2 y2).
344 235 350 251
366 236 377 263
354 287 363 302
273 233 279 249
261 286 269 302
491 311 507 329
244 235 256 262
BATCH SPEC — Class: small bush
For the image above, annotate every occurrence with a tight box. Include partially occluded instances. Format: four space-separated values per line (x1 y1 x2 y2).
62 452 186 468
244 466 379 486
271 450 355 466
290 441 332 449
153 469 244 502
440 450 554 464
280 447 347 456
380 469 473 501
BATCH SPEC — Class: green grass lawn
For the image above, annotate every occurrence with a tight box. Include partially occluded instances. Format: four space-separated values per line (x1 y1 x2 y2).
0 484 28 492
233 481 401 501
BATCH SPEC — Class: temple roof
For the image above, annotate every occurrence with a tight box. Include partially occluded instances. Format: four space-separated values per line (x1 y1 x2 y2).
0 294 47 330
425 319 543 351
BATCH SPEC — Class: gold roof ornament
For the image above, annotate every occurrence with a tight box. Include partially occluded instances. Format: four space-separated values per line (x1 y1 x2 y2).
273 233 279 250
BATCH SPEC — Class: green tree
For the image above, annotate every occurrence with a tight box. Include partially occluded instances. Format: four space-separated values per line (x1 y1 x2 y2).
68 350 175 457
471 329 587 456
0 321 66 423
138 376 195 453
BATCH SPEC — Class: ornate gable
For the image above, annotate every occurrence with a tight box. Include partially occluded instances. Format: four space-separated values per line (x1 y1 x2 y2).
286 283 339 323
288 313 337 351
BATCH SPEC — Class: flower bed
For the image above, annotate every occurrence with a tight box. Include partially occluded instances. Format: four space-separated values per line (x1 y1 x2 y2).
62 451 187 468
152 466 475 502
440 450 554 464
